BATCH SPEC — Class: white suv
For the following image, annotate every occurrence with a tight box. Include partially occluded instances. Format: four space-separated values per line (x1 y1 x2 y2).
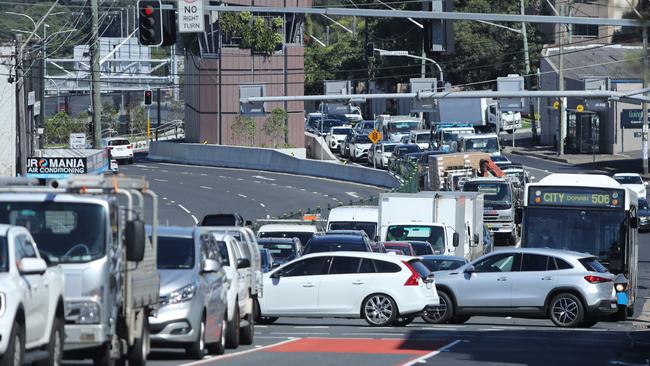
102 137 134 164
211 233 254 349
0 225 65 366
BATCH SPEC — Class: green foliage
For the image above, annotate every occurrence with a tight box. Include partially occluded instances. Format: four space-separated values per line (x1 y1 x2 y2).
130 106 147 135
232 115 257 146
305 33 365 95
44 112 86 146
263 108 288 147
101 102 118 133
221 12 284 55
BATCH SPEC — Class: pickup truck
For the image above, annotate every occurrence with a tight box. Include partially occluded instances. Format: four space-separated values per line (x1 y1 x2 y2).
0 224 65 366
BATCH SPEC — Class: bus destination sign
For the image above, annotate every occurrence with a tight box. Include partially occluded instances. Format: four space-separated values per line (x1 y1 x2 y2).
528 187 625 209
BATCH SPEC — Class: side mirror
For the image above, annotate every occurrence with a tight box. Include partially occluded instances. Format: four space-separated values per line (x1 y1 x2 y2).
452 232 460 247
464 265 476 274
514 207 523 225
202 259 220 273
472 233 480 247
270 269 283 279
19 257 47 275
237 258 251 269
271 262 281 269
245 220 253 227
125 219 146 262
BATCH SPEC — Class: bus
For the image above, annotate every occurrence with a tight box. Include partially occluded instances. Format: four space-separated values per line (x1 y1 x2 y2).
520 173 639 319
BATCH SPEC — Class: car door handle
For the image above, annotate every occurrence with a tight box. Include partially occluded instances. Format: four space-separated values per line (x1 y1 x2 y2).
541 276 553 281
352 281 364 285
302 283 315 288
497 277 508 281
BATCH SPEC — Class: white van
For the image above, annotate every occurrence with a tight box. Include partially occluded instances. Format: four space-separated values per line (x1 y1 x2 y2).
326 206 379 240
257 224 319 247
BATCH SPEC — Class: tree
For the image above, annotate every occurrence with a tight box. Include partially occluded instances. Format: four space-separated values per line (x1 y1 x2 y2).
221 12 284 55
44 111 86 146
232 115 257 146
101 102 119 135
263 108 288 147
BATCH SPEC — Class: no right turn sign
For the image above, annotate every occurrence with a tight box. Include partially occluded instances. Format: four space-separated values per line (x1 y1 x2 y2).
179 0 205 33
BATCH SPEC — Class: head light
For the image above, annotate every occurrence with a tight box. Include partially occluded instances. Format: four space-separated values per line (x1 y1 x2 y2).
165 283 198 305
65 301 101 324
615 283 626 292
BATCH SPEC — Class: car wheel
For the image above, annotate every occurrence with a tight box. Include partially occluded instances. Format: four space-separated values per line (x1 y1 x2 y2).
256 316 279 324
35 316 64 366
422 291 454 324
0 321 24 366
186 316 206 359
392 316 415 327
449 315 471 324
207 315 226 356
239 313 254 345
362 294 398 327
225 307 240 349
549 293 584 327
127 316 149 366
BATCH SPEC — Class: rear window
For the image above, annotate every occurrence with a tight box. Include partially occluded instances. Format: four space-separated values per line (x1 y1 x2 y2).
259 231 314 246
200 215 241 226
303 240 366 254
108 139 130 146
374 260 401 273
408 260 431 278
579 257 608 273
410 242 434 255
422 258 465 272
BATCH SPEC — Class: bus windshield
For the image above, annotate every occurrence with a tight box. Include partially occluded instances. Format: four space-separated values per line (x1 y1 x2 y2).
522 208 626 273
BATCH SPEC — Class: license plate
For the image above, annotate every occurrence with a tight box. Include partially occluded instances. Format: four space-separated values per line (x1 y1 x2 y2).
610 303 617 309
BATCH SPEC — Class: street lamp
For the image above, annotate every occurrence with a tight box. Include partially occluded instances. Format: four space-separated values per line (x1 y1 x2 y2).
375 48 444 85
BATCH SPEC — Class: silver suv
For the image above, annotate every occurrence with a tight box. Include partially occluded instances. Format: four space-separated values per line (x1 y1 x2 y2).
425 248 617 328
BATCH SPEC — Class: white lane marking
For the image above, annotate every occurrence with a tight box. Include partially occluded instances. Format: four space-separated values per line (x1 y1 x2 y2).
238 194 248 198
260 203 266 208
178 204 191 214
294 326 330 329
269 332 330 335
200 186 212 190
253 175 276 181
162 197 168 200
170 200 176 204
191 215 199 224
237 178 244 181
161 170 169 173
201 173 208 176
154 179 168 182
401 339 463 366
180 338 301 366
134 164 152 168
346 191 360 198
219 176 227 179
181 171 190 175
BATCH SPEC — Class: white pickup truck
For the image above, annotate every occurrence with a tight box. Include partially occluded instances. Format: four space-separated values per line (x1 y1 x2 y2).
0 224 65 366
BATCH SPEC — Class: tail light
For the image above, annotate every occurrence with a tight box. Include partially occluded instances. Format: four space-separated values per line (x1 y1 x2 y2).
402 261 420 286
584 275 612 284
127 145 132 149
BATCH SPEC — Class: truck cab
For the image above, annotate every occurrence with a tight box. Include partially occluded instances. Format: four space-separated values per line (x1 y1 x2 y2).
457 134 501 156
376 116 422 143
407 130 433 150
432 126 475 152
461 177 517 246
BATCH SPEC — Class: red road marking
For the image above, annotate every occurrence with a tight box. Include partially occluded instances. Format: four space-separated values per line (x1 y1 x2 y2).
265 338 445 356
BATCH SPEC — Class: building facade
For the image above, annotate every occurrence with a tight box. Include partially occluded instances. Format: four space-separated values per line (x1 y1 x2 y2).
185 0 310 148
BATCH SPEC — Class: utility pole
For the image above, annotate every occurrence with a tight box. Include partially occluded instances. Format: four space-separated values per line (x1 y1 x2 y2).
16 34 27 175
643 26 648 175
90 0 102 149
521 0 537 142
364 18 371 118
156 88 161 141
558 2 566 156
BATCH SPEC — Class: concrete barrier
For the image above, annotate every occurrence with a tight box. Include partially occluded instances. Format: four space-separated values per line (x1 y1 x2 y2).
148 142 399 188
304 132 339 161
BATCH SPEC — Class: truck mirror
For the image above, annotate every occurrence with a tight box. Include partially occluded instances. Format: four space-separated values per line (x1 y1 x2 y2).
452 232 460 247
514 208 523 225
125 219 146 262
237 258 251 269
473 233 480 247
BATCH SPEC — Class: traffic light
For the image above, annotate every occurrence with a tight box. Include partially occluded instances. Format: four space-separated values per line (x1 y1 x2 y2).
144 89 153 105
366 42 375 57
138 0 163 46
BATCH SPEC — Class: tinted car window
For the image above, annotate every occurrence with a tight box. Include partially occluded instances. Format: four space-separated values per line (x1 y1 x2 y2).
474 253 519 273
579 257 608 273
554 257 573 270
373 260 401 273
329 222 377 240
422 259 465 272
214 241 230 267
329 256 361 274
303 237 367 254
410 242 434 255
283 257 330 277
108 139 130 146
358 259 375 273
0 236 7 272
409 260 431 278
157 236 195 270
200 214 243 226
258 242 296 261
520 254 549 272
259 231 314 247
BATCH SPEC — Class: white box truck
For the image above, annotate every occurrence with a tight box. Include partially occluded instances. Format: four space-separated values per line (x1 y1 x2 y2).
434 98 522 133
379 192 486 261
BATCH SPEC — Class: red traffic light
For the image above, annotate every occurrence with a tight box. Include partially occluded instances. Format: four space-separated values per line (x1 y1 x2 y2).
144 89 153 105
144 6 154 16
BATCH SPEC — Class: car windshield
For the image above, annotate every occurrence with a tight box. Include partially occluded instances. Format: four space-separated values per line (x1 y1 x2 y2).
397 145 420 155
422 258 465 272
215 241 230 267
383 144 396 152
522 208 626 273
360 122 375 129
0 236 7 272
465 137 499 153
355 135 371 144
258 242 296 260
303 239 366 254
640 199 649 210
329 222 377 239
384 244 411 255
0 202 106 264
259 231 314 247
463 182 512 210
322 120 345 130
332 128 352 135
386 225 445 251
615 176 643 185
157 236 195 269
505 171 525 184
389 122 419 132
415 134 431 143
307 116 321 128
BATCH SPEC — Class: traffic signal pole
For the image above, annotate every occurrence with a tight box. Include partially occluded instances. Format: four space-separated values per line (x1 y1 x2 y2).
91 0 102 149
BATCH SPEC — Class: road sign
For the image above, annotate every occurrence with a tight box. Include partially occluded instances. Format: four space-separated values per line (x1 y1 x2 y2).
368 129 382 144
576 104 584 113
69 133 86 149
178 0 205 33
553 100 560 110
